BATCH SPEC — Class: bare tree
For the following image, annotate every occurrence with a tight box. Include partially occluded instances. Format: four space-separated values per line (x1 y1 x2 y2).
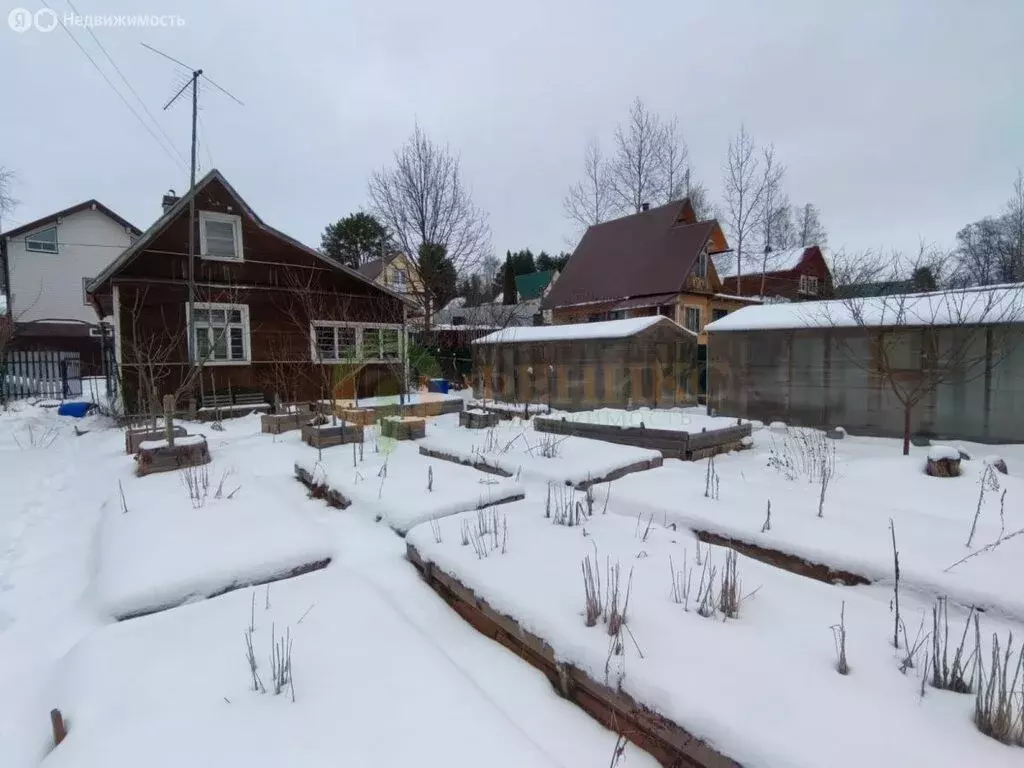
824 246 1024 454
563 138 613 235
0 167 16 227
794 202 828 247
1006 169 1024 279
830 249 891 289
682 168 712 220
368 124 491 323
608 98 670 214
659 117 690 203
757 145 786 296
721 125 766 295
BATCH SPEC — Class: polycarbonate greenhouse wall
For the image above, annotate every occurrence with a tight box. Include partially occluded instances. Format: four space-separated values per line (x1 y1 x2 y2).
707 324 1024 443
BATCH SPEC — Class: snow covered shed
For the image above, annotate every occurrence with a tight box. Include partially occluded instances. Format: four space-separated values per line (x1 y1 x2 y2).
704 284 1024 442
471 316 699 411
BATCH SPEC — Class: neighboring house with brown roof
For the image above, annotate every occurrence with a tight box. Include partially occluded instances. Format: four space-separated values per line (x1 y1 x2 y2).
713 245 833 301
357 251 426 310
87 169 411 414
541 199 758 345
0 200 141 372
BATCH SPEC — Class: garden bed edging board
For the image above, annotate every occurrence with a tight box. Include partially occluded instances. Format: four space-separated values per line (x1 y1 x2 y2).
406 542 738 768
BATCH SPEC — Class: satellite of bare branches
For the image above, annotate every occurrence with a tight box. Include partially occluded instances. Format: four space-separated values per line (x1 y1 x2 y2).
0 166 16 223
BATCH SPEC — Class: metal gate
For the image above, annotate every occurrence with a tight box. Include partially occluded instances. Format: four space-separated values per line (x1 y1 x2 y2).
0 350 83 401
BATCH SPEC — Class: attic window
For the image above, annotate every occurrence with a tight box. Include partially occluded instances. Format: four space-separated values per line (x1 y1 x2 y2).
25 226 58 254
799 274 819 295
199 211 243 261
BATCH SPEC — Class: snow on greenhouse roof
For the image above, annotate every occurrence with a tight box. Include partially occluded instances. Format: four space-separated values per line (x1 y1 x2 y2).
471 315 676 344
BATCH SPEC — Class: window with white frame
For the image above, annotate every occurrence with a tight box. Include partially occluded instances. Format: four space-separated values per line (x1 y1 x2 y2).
199 211 243 260
310 322 403 363
25 226 58 253
684 306 702 333
799 274 819 295
190 303 250 363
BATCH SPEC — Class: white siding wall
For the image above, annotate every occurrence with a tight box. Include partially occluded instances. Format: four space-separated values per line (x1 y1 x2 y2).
5 208 134 324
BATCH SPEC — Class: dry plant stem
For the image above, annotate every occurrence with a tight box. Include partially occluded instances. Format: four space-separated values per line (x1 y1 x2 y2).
760 498 771 533
831 601 850 675
890 519 901 649
931 597 977 693
975 628 1024 745
945 526 1024 572
118 480 129 514
582 553 602 627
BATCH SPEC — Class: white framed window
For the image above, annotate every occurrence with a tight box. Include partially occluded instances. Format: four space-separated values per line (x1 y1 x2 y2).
310 321 404 364
799 274 819 295
189 302 251 364
199 211 244 261
684 306 702 333
25 226 58 253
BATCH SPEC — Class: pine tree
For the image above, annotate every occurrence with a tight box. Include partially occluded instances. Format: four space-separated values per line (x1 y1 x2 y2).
502 254 517 304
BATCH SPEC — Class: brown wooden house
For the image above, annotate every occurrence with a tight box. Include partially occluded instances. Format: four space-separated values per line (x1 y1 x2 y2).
87 170 412 417
713 245 833 301
541 200 758 346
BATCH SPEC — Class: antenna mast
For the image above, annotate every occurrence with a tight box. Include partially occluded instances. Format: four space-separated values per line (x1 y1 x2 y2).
142 44 243 373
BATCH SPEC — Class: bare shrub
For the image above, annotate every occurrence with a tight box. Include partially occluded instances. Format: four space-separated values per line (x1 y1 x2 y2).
704 454 719 499
767 428 835 484
831 601 850 675
269 623 295 701
243 593 264 693
967 464 1001 548
13 423 60 450
466 507 508 559
931 598 978 693
214 467 239 500
669 553 694 611
606 562 633 640
536 431 566 459
550 484 587 527
181 462 211 509
975 630 1024 746
899 611 930 674
718 549 742 618
695 558 719 618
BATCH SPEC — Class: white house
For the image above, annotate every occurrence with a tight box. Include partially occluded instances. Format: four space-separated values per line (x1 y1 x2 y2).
1 200 140 364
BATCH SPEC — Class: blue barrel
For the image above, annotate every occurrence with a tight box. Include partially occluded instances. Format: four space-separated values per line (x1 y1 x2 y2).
427 378 450 394
57 401 94 418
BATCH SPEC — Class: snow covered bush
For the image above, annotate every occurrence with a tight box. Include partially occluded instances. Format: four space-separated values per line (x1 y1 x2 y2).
975 630 1024 746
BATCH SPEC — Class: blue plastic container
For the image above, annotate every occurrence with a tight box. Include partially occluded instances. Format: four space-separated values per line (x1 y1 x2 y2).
57 401 94 418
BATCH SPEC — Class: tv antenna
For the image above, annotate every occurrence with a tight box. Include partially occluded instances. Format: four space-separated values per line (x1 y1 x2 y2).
141 43 243 366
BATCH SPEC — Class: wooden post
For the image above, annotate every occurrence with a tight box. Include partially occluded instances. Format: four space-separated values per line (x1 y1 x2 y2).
163 394 176 447
50 708 66 747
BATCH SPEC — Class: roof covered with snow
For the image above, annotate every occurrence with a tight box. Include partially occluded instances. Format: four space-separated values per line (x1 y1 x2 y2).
713 246 818 279
471 315 679 344
704 283 1024 332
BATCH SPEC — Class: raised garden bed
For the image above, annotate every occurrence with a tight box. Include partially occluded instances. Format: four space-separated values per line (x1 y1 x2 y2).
125 425 186 454
460 409 500 429
301 420 363 448
295 446 525 534
467 400 550 421
136 435 210 476
379 416 426 440
325 398 464 425
260 412 305 435
406 542 736 768
534 415 751 461
406 504 1024 768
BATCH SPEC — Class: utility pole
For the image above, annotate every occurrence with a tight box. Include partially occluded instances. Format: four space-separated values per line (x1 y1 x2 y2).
142 44 242 374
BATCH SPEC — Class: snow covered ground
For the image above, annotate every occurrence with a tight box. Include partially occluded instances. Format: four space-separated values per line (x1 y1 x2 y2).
0 402 655 768
546 405 745 432
421 414 662 486
408 501 1024 767
599 427 1024 619
295 439 524 534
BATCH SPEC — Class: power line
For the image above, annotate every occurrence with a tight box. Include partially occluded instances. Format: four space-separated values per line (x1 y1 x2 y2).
197 111 216 171
39 0 186 172
61 0 188 168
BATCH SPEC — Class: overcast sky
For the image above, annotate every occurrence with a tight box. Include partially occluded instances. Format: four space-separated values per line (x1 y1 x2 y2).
2 0 1022 265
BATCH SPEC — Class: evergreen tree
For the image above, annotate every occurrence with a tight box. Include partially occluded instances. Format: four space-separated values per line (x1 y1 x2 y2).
320 212 393 268
419 243 457 316
502 254 517 304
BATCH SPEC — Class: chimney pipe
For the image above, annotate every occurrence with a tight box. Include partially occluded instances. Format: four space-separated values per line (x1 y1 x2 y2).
641 202 650 212
161 189 179 214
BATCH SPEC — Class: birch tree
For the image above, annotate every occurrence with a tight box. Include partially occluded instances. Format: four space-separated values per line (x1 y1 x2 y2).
757 145 786 296
563 138 612 234
794 202 828 247
608 98 668 214
721 125 765 295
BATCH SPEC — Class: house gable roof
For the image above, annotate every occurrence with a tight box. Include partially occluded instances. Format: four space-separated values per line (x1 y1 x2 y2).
86 169 411 305
713 245 827 280
541 199 726 310
514 270 556 301
1 199 141 240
